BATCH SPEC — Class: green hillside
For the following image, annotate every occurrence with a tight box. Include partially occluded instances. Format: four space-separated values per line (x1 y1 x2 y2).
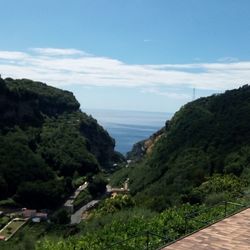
0 77 121 209
1 82 250 250
112 85 250 210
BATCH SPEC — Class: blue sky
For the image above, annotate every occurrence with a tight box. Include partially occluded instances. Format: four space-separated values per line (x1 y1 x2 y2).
1 0 250 112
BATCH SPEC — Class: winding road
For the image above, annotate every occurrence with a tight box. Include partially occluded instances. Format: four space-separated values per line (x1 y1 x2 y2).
70 200 100 224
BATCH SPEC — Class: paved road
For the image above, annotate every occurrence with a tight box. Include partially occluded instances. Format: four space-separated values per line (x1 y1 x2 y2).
64 182 88 213
70 200 99 224
70 182 88 199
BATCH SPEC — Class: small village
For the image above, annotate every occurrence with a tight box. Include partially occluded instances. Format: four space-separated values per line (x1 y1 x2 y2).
0 179 130 242
0 208 48 241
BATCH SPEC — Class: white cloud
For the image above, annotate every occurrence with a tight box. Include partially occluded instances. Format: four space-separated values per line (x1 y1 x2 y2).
0 51 29 60
0 48 249 93
141 87 190 100
30 48 89 57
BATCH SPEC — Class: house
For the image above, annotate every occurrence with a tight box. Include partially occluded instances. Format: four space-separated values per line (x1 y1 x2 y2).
21 208 48 222
32 217 41 223
22 209 37 218
31 212 48 223
107 178 130 197
35 212 48 220
0 235 6 241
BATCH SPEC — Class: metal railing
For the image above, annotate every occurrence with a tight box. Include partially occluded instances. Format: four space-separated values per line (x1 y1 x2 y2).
184 200 246 234
103 231 168 250
73 200 248 250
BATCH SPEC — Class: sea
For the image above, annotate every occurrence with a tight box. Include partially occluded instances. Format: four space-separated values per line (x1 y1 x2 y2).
83 109 173 155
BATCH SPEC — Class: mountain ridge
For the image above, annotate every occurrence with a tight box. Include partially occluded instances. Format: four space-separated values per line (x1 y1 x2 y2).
0 77 122 209
112 85 250 210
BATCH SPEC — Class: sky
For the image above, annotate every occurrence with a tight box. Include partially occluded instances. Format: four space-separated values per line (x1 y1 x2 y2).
1 0 250 112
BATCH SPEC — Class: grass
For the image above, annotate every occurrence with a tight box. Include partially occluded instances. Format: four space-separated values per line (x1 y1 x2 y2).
0 219 26 239
0 198 17 207
0 197 248 250
0 220 72 249
0 216 11 229
12 221 70 241
73 189 92 209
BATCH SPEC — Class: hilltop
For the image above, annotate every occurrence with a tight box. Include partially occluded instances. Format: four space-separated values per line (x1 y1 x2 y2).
112 85 250 210
0 77 122 209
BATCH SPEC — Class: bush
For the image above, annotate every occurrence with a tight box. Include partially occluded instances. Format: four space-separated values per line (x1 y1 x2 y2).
88 175 107 197
51 209 70 225
205 192 229 206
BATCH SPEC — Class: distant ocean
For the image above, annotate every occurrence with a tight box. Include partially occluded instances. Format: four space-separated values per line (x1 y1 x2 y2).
83 109 173 155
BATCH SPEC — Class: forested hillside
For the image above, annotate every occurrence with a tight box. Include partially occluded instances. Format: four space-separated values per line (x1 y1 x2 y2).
0 77 121 209
1 81 250 250
112 85 250 211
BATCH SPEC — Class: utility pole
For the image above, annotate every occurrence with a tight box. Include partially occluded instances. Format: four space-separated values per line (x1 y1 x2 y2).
192 88 196 101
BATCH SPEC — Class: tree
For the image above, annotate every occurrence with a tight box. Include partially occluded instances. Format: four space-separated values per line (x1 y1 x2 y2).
88 175 107 197
51 208 70 225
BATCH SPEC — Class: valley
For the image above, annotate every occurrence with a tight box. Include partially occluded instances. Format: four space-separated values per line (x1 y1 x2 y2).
0 78 250 250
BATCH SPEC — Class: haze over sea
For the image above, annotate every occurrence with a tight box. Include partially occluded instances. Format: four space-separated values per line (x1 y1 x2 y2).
84 109 173 155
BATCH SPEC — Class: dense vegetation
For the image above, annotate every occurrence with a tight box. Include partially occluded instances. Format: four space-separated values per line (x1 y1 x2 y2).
112 85 250 210
2 194 248 250
0 77 121 209
1 82 250 250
